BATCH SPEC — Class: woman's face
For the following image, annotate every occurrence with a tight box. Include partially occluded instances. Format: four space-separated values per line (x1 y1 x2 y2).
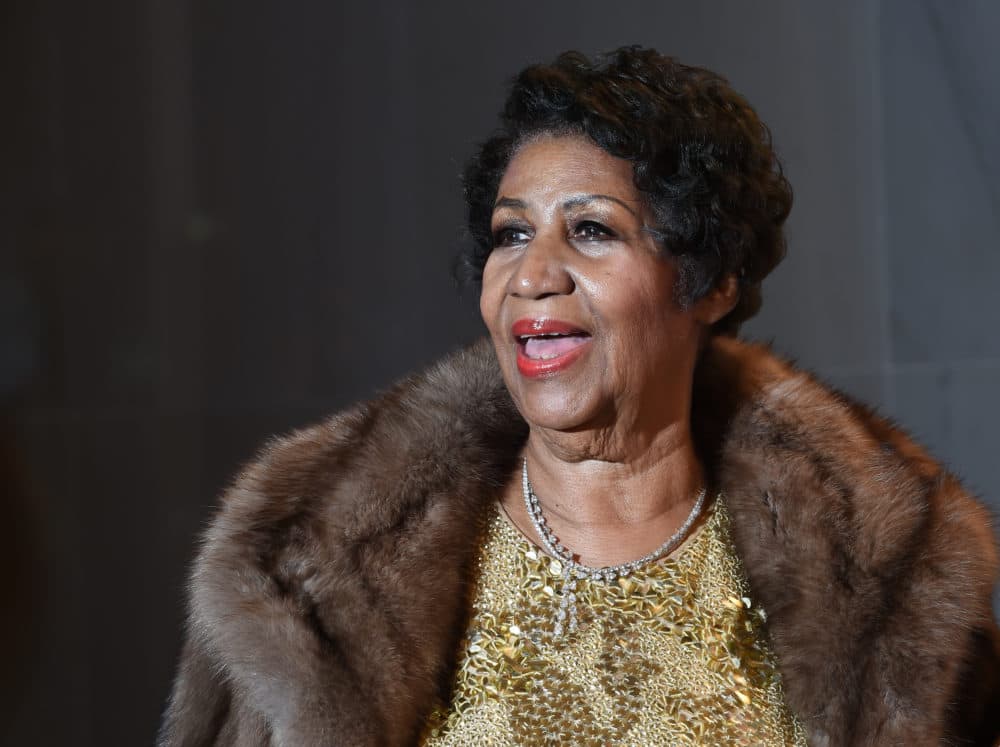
480 134 728 436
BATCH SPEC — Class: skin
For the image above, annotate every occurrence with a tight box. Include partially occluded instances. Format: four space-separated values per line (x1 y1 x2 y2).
481 133 738 567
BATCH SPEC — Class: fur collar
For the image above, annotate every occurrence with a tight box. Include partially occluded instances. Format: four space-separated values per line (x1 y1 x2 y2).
161 337 999 746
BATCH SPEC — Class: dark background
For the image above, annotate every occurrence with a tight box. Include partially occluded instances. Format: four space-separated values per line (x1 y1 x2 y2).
3 1 998 744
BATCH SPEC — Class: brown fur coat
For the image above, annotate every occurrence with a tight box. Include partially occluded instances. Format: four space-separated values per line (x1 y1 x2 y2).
160 337 1000 746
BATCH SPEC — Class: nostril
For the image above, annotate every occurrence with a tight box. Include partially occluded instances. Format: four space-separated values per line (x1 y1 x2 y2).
509 259 575 299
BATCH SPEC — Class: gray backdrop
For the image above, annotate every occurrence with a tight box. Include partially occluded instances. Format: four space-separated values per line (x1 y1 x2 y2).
3 1 998 744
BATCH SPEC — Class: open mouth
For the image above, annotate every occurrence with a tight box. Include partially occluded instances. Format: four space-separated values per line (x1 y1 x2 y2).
517 332 591 361
511 319 592 376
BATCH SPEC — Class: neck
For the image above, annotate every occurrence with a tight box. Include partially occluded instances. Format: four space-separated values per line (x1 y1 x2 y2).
500 417 707 567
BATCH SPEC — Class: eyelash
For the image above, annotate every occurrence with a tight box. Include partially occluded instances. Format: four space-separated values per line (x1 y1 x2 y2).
492 225 530 247
574 220 615 240
491 220 616 248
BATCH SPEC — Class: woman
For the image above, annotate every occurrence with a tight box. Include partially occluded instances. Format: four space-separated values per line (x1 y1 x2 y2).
160 48 999 745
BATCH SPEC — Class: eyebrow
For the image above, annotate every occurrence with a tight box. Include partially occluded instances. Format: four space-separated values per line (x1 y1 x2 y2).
563 194 638 216
492 193 638 217
493 196 528 211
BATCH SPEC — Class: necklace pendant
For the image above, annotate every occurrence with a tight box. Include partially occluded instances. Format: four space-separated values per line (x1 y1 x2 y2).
521 457 708 639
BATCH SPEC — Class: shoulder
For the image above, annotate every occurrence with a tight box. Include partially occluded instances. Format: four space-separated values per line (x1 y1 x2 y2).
699 336 1000 744
199 337 520 563
191 337 526 643
163 339 526 745
701 336 997 597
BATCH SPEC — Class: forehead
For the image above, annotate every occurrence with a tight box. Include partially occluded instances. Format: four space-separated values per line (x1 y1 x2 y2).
496 134 641 207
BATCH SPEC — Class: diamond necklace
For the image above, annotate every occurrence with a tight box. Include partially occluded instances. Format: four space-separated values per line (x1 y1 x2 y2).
521 457 708 635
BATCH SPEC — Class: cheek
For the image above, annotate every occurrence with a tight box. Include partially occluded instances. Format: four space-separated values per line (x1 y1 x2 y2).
594 268 671 329
594 270 684 357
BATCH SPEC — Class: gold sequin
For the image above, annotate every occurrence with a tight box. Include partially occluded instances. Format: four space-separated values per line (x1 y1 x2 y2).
421 499 806 746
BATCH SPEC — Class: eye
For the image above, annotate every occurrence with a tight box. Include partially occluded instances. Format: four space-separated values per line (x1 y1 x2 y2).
492 224 531 248
573 220 615 241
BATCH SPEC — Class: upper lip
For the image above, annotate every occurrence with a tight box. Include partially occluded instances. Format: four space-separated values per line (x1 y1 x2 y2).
511 318 591 341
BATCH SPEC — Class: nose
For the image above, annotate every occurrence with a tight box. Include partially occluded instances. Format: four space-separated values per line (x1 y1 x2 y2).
507 232 575 299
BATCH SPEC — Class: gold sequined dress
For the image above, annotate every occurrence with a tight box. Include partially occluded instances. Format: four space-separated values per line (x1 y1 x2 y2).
421 498 806 746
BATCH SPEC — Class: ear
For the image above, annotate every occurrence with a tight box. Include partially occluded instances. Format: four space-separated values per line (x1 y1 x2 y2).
694 273 740 325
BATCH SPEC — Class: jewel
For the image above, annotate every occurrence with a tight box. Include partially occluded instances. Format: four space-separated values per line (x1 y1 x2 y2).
521 457 707 643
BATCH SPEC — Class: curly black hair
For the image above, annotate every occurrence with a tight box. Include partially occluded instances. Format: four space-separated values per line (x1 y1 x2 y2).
460 46 793 335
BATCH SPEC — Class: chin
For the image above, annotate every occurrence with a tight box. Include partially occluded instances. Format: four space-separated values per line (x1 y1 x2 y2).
495 347 603 431
509 385 601 433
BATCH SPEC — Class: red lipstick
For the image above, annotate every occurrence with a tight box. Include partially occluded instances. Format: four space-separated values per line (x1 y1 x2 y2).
512 318 592 378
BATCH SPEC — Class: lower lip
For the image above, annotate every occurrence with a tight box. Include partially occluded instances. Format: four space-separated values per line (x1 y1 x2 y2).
515 339 591 378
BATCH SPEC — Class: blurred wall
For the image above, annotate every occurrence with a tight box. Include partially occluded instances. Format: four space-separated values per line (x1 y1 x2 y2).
3 1 997 743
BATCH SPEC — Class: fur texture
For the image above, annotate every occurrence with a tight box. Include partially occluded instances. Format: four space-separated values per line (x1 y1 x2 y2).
160 337 1000 746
